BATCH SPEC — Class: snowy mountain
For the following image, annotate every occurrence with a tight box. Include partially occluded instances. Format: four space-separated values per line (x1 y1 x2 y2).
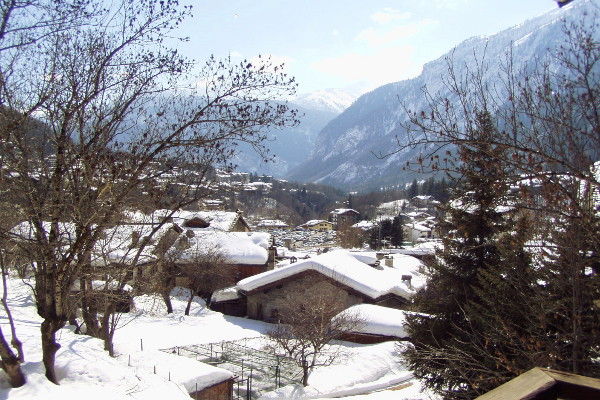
288 0 596 191
232 85 368 177
231 102 338 177
294 87 365 114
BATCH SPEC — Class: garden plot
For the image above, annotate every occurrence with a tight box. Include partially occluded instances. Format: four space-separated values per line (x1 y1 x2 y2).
164 337 302 399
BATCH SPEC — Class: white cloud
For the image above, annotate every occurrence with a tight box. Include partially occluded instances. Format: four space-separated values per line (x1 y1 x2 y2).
356 19 438 47
311 45 422 88
332 29 340 37
370 8 412 24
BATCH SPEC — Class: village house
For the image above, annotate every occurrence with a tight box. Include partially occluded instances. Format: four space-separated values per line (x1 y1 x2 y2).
211 250 425 324
255 219 290 230
403 222 434 243
298 219 334 231
329 208 360 229
124 209 251 232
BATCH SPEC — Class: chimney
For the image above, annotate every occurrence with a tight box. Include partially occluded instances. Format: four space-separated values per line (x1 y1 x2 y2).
267 236 277 270
384 256 394 267
402 274 413 289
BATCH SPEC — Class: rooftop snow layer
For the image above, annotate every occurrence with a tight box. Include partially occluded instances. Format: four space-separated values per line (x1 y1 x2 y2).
237 250 413 300
124 350 234 393
176 231 269 265
338 304 411 338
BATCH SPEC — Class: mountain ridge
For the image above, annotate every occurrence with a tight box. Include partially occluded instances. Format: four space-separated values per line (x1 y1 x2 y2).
287 0 590 191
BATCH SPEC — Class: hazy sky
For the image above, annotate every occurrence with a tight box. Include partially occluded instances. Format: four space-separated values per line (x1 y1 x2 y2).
175 1 559 94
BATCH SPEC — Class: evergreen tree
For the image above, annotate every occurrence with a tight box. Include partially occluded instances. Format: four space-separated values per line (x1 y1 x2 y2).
368 228 381 250
391 216 404 247
380 218 393 247
405 111 516 399
408 179 419 198
539 205 600 377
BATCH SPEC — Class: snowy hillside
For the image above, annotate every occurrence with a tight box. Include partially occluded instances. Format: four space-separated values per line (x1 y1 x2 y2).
288 0 596 191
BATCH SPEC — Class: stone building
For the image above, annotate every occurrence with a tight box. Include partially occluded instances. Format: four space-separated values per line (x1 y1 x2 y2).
212 250 419 322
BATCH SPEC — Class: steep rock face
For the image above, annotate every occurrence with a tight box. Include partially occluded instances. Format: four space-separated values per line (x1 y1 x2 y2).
288 0 592 191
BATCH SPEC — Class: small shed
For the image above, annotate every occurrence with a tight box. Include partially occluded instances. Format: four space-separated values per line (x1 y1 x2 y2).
335 304 411 344
123 350 235 400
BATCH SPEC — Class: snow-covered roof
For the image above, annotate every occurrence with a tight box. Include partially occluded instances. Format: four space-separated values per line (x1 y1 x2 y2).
394 241 442 256
125 209 245 232
236 250 414 300
348 251 378 265
352 220 376 230
175 231 270 265
377 199 409 212
338 304 411 338
300 219 332 227
407 223 431 232
128 350 233 392
331 208 360 215
211 286 242 303
11 221 162 266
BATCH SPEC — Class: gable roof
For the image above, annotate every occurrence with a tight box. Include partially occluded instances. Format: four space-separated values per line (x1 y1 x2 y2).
236 250 414 300
476 367 600 400
330 208 360 216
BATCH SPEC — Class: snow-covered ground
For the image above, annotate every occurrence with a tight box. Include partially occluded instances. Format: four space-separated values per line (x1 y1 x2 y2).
0 278 436 399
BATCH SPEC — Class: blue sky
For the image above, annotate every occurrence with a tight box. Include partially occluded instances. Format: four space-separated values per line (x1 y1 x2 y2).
176 1 558 94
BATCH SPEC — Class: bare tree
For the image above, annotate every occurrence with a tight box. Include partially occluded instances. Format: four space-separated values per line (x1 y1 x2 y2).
0 250 25 387
397 10 600 397
0 0 297 384
173 242 231 315
267 289 363 386
336 225 367 249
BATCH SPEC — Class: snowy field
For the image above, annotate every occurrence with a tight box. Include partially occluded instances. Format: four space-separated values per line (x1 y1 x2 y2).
0 278 437 399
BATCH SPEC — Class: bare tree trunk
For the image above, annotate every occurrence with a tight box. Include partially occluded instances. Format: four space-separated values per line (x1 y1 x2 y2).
161 291 173 314
302 360 309 387
40 318 64 384
0 253 24 362
0 252 26 387
0 326 25 387
100 303 116 357
184 289 194 316
80 280 100 337
571 264 583 374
